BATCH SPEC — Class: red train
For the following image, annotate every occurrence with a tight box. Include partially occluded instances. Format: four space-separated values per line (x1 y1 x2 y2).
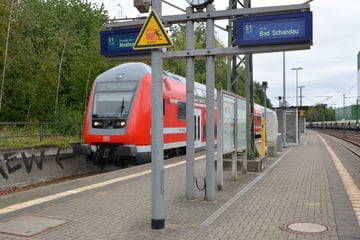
253 104 263 138
78 62 264 165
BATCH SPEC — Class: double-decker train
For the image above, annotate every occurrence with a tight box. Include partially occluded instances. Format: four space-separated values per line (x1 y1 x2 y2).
76 62 268 165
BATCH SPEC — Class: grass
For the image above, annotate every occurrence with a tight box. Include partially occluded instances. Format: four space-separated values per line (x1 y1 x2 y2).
0 124 82 149
0 136 81 149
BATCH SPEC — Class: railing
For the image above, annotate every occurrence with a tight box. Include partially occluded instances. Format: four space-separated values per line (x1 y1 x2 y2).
0 121 83 143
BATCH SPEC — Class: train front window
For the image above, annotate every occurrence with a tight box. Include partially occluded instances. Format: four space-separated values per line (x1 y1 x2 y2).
93 81 137 118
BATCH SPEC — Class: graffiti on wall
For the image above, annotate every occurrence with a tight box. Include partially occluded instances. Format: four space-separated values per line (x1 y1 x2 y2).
0 149 74 180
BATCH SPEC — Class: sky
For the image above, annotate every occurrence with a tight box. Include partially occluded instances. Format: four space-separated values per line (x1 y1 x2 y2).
91 0 360 108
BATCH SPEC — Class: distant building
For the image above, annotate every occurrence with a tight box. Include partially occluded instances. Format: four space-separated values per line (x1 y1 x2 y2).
335 52 360 121
335 105 360 121
358 51 360 104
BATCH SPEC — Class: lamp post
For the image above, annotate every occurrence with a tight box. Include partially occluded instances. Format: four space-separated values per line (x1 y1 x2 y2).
291 67 303 107
298 85 305 106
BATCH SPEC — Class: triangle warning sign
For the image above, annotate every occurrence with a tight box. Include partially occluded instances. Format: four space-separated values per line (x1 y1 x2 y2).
133 10 173 50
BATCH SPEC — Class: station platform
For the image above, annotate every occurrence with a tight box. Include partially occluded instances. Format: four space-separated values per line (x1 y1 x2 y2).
0 131 359 240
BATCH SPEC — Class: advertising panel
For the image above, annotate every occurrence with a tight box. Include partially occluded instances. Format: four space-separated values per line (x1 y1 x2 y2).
223 94 236 154
237 97 247 152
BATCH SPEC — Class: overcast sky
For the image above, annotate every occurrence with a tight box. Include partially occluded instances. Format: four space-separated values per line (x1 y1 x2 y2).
92 0 360 108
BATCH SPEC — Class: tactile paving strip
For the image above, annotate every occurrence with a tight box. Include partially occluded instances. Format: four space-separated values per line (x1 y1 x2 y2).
0 215 69 237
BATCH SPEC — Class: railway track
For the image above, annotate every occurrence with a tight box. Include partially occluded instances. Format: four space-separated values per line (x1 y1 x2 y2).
317 129 360 147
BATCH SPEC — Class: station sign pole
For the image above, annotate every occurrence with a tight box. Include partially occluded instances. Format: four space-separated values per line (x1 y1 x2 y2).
132 1 173 231
205 3 216 201
185 6 195 200
150 0 165 230
131 1 172 230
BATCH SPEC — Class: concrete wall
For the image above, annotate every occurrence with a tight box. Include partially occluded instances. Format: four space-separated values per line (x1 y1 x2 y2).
0 146 98 191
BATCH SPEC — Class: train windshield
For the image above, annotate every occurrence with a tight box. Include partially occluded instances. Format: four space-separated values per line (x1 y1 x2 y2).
92 81 138 118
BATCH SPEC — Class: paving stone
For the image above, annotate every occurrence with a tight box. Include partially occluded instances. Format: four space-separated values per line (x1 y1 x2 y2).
0 132 359 239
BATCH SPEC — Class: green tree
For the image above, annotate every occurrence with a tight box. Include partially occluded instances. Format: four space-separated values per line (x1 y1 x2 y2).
254 81 273 108
0 0 15 112
164 23 228 90
0 0 111 122
0 0 274 123
306 104 335 122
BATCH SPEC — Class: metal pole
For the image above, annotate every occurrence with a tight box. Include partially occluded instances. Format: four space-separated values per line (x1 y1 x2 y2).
299 86 304 106
262 81 268 157
205 3 215 202
291 67 302 144
217 90 224 190
227 0 236 92
296 70 298 107
244 54 251 171
265 95 267 151
282 52 287 147
151 0 165 230
232 99 238 180
295 108 299 144
356 99 359 126
185 6 195 200
291 67 303 107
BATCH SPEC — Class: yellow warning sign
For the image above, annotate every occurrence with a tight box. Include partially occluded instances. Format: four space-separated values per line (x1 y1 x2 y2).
133 10 173 50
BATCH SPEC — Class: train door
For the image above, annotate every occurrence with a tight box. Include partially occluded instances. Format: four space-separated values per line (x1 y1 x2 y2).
194 108 202 149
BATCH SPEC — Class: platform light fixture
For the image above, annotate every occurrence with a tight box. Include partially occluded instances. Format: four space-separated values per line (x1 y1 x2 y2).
185 0 214 9
134 0 151 13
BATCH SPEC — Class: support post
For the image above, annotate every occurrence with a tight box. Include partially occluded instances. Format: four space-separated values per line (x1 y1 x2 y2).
216 90 223 190
151 0 165 230
231 152 237 180
282 52 287 147
185 6 195 200
205 3 215 201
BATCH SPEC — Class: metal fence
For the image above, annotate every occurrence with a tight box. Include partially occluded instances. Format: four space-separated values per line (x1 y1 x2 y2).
0 121 83 142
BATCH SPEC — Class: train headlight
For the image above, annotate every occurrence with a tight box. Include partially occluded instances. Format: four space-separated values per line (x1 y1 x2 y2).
120 120 126 127
115 120 126 128
93 120 103 128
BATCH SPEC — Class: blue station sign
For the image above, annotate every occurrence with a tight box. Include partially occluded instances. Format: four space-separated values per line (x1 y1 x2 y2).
235 12 312 47
100 28 151 56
